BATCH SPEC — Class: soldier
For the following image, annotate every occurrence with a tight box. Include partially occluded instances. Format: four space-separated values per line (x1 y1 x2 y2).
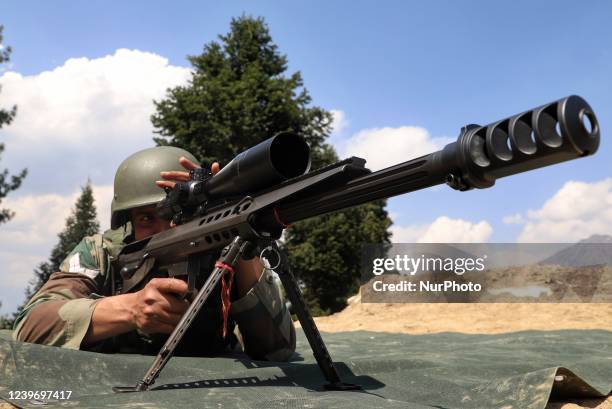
12 146 296 361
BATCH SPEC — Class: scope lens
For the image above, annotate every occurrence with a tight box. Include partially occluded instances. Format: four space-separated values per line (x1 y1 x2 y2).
270 133 311 178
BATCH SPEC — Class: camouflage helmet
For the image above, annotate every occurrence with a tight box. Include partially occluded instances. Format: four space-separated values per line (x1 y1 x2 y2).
111 146 199 229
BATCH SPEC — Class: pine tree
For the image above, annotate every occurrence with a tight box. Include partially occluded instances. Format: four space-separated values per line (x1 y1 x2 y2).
0 25 27 225
152 16 391 314
20 181 100 310
152 16 330 162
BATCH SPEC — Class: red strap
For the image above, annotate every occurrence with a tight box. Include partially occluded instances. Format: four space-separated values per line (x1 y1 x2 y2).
273 207 291 228
216 261 235 338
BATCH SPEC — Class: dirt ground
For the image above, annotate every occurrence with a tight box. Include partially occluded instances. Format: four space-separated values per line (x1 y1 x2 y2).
311 293 612 334
300 293 612 408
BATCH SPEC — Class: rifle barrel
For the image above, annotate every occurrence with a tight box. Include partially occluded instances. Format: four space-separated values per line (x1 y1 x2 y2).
275 95 599 224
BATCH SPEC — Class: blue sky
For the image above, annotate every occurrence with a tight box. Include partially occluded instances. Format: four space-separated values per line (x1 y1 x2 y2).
1 1 611 311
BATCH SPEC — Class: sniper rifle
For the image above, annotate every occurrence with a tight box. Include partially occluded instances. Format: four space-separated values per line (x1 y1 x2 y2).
113 95 600 392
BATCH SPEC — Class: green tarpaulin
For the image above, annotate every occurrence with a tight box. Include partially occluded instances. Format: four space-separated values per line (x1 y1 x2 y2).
0 329 610 408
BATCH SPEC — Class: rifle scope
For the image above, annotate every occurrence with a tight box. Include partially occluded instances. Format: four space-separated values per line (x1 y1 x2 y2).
157 132 311 221
205 132 311 198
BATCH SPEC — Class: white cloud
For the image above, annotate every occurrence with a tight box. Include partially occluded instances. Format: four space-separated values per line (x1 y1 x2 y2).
503 213 525 225
516 178 612 242
0 49 189 145
0 193 76 246
389 224 428 243
0 49 189 147
330 109 348 135
0 185 113 246
391 216 493 243
337 126 452 171
0 48 191 193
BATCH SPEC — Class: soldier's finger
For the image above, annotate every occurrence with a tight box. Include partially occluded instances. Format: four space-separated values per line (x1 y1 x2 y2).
153 323 176 334
148 292 187 314
153 278 189 296
156 180 176 189
211 162 220 175
159 170 190 181
165 296 191 314
151 309 185 326
162 312 185 326
179 156 200 171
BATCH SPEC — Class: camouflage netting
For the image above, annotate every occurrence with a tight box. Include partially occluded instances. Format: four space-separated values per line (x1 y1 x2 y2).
0 329 610 408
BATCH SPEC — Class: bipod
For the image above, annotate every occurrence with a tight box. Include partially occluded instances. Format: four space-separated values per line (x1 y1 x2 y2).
113 236 249 392
263 241 360 391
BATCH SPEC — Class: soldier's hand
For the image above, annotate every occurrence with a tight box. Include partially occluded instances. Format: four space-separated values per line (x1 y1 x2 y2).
130 278 191 334
155 157 220 190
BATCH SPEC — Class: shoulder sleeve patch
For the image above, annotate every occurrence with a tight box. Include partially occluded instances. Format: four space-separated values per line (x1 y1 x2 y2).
66 253 100 279
59 236 103 278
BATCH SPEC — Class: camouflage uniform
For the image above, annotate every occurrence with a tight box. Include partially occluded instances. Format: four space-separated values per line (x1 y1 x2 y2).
13 224 296 361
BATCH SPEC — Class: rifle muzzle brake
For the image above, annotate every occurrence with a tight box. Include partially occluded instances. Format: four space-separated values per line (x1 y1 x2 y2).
441 95 600 189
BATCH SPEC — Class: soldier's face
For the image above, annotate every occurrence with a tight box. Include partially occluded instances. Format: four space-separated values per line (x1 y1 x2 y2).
130 205 171 240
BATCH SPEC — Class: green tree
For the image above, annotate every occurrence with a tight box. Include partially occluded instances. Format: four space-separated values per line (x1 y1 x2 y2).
0 25 27 224
152 16 330 162
152 16 391 314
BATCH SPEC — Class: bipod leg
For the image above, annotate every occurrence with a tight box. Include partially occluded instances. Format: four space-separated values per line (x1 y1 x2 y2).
268 242 360 391
113 236 249 393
